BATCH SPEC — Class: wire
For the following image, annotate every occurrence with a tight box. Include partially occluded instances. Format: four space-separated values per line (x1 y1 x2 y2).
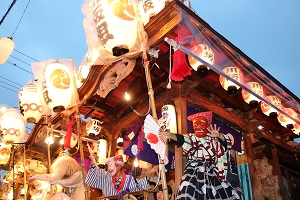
0 80 20 90
11 0 31 37
10 55 31 66
0 84 18 93
6 60 33 75
14 49 39 62
0 0 17 26
0 75 23 87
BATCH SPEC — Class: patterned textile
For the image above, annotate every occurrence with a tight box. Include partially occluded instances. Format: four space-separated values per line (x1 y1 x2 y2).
176 160 240 200
85 165 149 197
175 134 241 199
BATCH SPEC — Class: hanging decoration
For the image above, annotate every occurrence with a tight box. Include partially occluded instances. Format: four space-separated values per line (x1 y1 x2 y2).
159 100 177 133
292 118 300 135
277 107 298 129
32 59 77 113
0 143 11 165
219 66 243 94
18 80 43 124
242 82 264 107
86 118 102 136
0 108 26 144
0 37 14 64
260 95 282 118
139 0 166 25
97 137 107 166
188 44 214 76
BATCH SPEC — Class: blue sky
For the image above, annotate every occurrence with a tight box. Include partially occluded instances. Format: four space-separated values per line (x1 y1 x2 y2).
0 0 299 108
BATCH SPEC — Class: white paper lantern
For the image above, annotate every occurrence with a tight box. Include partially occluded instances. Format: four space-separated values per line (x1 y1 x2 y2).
260 95 282 117
139 0 165 25
160 102 177 133
277 108 297 129
86 118 102 136
0 37 14 64
26 159 39 171
18 80 43 124
292 118 300 135
188 44 214 72
242 82 264 106
97 138 107 165
92 0 138 55
0 108 26 144
38 61 75 112
219 66 243 94
0 143 11 165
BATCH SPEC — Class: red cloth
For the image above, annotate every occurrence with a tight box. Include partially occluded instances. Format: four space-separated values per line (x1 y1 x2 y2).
170 49 191 81
64 115 76 149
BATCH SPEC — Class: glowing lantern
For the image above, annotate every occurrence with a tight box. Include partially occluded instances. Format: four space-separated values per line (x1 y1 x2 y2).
292 117 300 135
86 118 102 136
0 104 9 113
139 0 165 25
242 82 264 107
18 80 43 124
76 64 90 88
36 60 76 112
277 108 297 129
0 37 14 64
219 66 243 94
0 143 11 165
159 101 177 133
26 159 39 172
97 138 107 166
62 135 78 148
0 108 26 144
188 44 214 75
260 95 282 117
92 0 139 56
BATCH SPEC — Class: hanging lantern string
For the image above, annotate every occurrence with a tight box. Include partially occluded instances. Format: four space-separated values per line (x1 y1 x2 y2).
11 0 31 38
164 37 300 125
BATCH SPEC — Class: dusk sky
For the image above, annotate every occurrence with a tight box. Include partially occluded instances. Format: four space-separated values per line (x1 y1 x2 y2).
1 0 299 108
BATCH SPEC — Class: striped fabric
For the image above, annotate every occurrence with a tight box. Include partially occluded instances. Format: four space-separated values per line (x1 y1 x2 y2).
85 165 149 197
176 134 241 199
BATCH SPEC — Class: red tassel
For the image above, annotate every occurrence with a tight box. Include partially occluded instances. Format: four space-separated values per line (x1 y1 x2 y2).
170 50 191 81
64 115 76 149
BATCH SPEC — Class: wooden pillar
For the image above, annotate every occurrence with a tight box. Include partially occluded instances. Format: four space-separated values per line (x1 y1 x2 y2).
270 147 287 200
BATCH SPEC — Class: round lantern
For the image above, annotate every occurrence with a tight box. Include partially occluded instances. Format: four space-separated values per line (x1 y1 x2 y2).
0 108 26 144
0 37 14 64
62 135 78 148
18 80 43 124
188 44 214 76
159 101 177 133
92 0 138 56
0 143 11 165
260 95 282 118
292 118 300 135
25 159 39 172
242 82 264 107
277 108 297 129
139 0 165 25
38 61 75 112
219 66 243 94
86 118 102 136
97 138 107 166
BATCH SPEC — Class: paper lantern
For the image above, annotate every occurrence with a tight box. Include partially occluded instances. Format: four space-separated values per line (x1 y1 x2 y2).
242 82 264 106
62 135 78 148
86 118 102 136
219 66 243 94
0 143 11 165
139 0 165 25
0 108 26 144
26 159 39 171
0 104 9 114
92 0 139 55
18 80 43 124
97 138 107 165
292 118 300 135
38 61 75 112
260 95 282 117
188 44 214 75
277 108 297 129
159 101 177 133
0 37 14 64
